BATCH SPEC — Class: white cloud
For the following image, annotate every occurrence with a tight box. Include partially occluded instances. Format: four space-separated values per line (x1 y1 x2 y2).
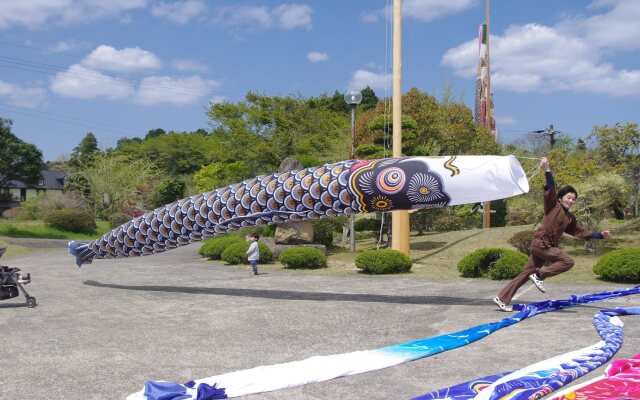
442 4 640 98
213 3 312 32
46 39 87 54
558 0 640 51
362 0 475 23
134 75 220 105
348 70 391 92
81 45 162 73
0 0 146 29
172 59 209 73
50 64 135 99
151 0 206 24
307 51 328 63
272 4 312 29
0 80 46 108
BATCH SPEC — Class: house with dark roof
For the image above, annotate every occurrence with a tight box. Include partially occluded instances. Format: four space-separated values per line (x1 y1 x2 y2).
0 171 66 212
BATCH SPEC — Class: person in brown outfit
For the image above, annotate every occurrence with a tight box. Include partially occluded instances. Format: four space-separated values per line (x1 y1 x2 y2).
493 157 612 312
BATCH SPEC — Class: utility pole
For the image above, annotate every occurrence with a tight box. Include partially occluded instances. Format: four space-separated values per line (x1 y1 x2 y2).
533 124 560 147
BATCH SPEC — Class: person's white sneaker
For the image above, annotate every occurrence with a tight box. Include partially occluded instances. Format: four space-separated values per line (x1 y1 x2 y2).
529 273 546 293
493 296 513 312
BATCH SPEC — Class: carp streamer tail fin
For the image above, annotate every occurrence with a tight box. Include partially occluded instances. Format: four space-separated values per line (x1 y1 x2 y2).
68 241 94 267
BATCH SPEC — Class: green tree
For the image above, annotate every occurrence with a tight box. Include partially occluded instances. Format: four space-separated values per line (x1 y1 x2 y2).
149 177 186 208
78 153 157 218
0 118 43 191
360 86 378 111
193 161 253 192
206 92 350 172
589 123 640 216
70 132 100 168
355 88 499 157
145 128 166 139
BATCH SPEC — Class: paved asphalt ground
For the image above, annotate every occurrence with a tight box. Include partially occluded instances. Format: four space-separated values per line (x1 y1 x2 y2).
1 237 639 400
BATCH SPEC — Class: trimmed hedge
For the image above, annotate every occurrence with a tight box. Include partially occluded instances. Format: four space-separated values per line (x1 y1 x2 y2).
508 230 535 255
220 241 273 265
354 218 382 232
355 249 412 274
593 248 640 283
199 235 244 260
44 209 96 234
457 248 527 280
279 246 327 269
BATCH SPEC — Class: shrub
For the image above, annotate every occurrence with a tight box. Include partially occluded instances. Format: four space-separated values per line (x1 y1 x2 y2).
508 230 536 255
221 242 250 265
108 212 132 228
457 248 527 280
44 209 96 234
355 249 412 274
354 218 382 232
488 250 528 280
433 215 463 232
311 219 335 246
257 242 273 264
279 246 327 269
593 248 640 283
219 240 273 265
199 235 244 260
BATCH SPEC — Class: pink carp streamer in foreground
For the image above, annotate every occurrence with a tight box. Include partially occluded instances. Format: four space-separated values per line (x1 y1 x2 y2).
551 352 640 400
69 155 529 266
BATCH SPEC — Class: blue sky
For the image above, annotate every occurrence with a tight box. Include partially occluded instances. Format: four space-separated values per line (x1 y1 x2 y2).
1 0 639 162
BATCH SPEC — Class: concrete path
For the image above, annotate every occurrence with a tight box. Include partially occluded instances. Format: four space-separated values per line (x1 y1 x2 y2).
1 238 638 400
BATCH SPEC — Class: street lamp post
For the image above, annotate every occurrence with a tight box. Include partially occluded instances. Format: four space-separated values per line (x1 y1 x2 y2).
344 90 362 252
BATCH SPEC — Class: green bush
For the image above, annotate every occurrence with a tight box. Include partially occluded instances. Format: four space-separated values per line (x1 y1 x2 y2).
311 219 335 247
433 215 463 232
108 212 132 228
279 246 327 269
199 235 244 260
489 250 528 280
221 242 250 265
256 242 273 264
355 249 412 274
457 248 527 280
508 230 535 255
44 209 96 234
354 218 382 232
593 248 640 283
219 240 273 265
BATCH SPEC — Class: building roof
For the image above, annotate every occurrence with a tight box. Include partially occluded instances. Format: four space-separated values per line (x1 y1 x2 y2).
1 170 66 190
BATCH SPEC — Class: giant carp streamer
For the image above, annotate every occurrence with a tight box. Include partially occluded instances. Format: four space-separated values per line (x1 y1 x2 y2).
69 155 529 267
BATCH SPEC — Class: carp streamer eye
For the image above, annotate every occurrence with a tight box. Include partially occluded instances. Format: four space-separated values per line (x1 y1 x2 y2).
376 167 405 195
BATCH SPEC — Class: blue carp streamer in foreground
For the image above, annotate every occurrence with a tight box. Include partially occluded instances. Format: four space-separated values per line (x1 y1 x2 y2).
414 307 640 400
126 286 640 400
69 155 528 266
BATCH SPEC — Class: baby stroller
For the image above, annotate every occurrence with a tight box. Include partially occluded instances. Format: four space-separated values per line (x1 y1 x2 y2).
0 247 36 308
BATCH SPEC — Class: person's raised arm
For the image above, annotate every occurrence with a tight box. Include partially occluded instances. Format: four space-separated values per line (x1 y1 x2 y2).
542 157 555 189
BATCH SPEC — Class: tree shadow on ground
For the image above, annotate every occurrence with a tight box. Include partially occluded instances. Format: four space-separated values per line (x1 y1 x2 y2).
411 231 484 263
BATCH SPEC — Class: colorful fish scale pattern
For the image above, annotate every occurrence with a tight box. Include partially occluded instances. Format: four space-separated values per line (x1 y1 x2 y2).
70 157 459 266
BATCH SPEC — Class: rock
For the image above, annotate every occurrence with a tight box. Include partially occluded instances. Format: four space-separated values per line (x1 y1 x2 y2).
274 221 314 244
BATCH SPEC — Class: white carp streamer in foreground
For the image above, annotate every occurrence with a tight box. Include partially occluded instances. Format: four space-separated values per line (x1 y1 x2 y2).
69 155 529 266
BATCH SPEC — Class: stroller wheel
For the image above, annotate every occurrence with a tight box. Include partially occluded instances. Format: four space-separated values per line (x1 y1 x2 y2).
26 297 37 308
